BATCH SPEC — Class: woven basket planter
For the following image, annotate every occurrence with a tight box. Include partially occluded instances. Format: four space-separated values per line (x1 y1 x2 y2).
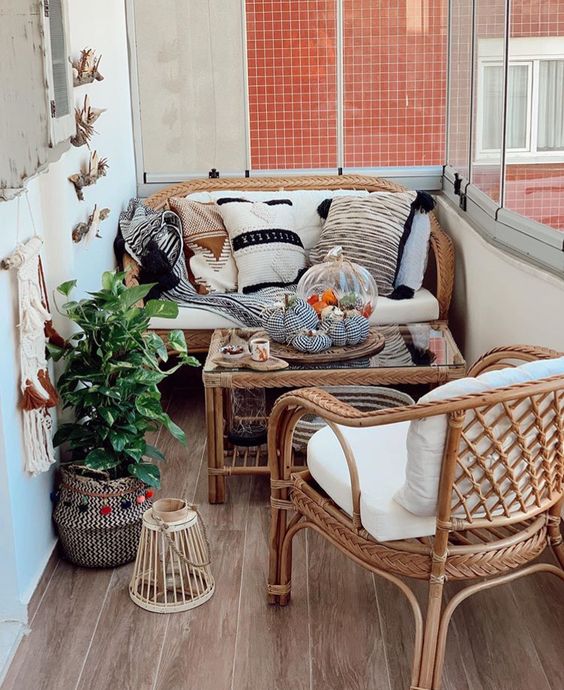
53 466 153 568
293 385 415 451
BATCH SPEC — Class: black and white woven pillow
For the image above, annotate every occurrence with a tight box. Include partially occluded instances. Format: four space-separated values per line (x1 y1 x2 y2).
312 191 434 299
216 198 307 294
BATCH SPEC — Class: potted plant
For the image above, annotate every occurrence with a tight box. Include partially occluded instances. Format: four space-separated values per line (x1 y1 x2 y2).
49 270 199 567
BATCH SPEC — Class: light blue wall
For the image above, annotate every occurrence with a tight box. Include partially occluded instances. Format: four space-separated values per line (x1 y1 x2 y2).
0 0 136 617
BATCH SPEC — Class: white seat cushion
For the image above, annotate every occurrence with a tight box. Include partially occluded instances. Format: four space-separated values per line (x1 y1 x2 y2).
307 423 436 541
149 287 439 331
372 288 438 325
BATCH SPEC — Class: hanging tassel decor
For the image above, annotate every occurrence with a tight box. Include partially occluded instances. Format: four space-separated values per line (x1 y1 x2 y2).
2 236 57 474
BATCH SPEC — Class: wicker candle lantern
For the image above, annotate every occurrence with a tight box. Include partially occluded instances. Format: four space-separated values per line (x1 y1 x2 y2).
129 498 214 613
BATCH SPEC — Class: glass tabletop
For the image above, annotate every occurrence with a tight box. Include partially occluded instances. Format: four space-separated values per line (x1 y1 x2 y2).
206 323 465 373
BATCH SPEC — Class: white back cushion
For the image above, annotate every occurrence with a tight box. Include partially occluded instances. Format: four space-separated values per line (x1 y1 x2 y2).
394 357 564 517
184 189 369 251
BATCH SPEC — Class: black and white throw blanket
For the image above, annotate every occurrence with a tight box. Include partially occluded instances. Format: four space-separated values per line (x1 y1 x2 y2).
118 199 290 327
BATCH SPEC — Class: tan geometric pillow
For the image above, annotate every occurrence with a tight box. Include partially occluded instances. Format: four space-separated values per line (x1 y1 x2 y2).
169 197 237 294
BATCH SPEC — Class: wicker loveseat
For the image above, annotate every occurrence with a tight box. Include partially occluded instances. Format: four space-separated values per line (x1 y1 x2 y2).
123 175 455 354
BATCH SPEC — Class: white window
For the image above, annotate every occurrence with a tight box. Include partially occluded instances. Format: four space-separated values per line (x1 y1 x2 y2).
42 0 74 146
476 38 564 163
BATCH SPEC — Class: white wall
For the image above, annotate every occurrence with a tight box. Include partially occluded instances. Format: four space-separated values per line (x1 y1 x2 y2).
436 197 564 365
0 0 135 647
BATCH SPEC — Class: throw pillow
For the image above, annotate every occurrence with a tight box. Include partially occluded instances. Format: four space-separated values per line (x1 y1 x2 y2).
216 198 307 294
312 191 434 298
394 356 564 517
169 197 237 294
393 193 435 296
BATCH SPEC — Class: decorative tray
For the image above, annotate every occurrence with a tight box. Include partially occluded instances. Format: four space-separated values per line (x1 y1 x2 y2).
211 353 289 372
266 327 385 365
211 331 289 371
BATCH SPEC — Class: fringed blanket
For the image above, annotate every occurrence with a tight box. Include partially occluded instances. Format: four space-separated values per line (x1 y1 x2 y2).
118 199 292 327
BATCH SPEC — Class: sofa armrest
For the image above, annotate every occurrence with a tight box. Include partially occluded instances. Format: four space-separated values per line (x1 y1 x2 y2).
429 216 455 321
123 252 141 288
467 344 562 377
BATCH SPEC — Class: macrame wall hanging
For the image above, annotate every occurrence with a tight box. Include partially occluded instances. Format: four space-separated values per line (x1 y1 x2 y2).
1 235 59 475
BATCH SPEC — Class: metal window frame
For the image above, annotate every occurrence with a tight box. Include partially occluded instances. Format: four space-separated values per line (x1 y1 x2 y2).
41 0 74 146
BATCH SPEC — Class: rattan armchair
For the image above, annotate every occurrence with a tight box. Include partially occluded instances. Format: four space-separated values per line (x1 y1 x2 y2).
267 345 564 690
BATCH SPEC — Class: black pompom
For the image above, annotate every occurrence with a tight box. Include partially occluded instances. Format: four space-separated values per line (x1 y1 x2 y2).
138 239 180 300
121 499 132 510
413 191 435 213
389 285 415 300
317 198 333 220
113 229 127 265
78 504 88 513
407 345 436 366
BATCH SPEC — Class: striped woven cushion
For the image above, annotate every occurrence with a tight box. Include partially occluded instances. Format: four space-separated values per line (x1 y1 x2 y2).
309 192 418 297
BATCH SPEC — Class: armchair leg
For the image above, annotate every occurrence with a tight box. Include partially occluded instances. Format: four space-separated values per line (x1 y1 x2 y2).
268 505 293 605
416 578 445 690
547 503 564 569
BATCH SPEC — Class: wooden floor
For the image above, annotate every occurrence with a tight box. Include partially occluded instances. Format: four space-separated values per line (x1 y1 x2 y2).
3 367 564 690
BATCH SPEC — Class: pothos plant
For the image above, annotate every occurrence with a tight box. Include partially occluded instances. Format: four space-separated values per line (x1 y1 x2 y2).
49 271 199 488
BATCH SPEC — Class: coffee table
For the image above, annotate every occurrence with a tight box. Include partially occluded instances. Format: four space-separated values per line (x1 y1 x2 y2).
202 322 465 503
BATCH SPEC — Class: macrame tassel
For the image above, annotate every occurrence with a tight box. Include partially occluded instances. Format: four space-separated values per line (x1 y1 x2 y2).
45 320 65 348
21 380 50 411
23 409 55 475
38 369 58 407
5 236 57 474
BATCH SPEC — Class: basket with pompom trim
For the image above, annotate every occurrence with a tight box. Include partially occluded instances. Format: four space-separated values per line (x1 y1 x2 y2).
53 465 153 568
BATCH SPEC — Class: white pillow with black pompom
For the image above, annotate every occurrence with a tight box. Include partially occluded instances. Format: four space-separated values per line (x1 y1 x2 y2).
216 198 307 294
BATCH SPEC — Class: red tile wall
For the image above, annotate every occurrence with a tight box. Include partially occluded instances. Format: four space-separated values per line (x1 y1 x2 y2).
245 1 563 231
246 0 338 170
342 0 447 168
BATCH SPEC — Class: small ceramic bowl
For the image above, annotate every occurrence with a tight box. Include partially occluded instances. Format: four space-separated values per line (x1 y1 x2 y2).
220 344 246 359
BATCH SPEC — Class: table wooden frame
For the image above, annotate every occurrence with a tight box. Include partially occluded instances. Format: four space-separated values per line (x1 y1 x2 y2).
202 324 466 503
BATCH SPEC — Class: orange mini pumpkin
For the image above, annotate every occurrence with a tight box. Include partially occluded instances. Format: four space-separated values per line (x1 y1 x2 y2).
312 300 328 315
321 288 338 306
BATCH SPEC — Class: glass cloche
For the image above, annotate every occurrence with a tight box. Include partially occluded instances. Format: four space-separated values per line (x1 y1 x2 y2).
297 246 378 319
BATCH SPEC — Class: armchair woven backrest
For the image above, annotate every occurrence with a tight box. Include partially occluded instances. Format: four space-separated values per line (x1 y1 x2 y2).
442 376 564 528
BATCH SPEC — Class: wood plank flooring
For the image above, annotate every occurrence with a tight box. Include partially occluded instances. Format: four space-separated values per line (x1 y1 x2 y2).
2 368 563 690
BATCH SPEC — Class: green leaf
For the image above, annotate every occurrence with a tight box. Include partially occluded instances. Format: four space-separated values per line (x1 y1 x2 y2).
167 329 187 354
131 369 166 386
118 284 155 310
135 393 165 421
85 448 118 471
128 463 160 488
53 423 79 446
163 415 187 445
145 444 165 461
101 271 115 291
46 343 66 361
108 430 128 453
98 407 116 427
124 440 146 462
144 332 168 362
144 300 179 319
57 280 77 297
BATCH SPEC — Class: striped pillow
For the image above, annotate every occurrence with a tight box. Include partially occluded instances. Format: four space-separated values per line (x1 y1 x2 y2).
217 198 307 294
310 192 419 297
